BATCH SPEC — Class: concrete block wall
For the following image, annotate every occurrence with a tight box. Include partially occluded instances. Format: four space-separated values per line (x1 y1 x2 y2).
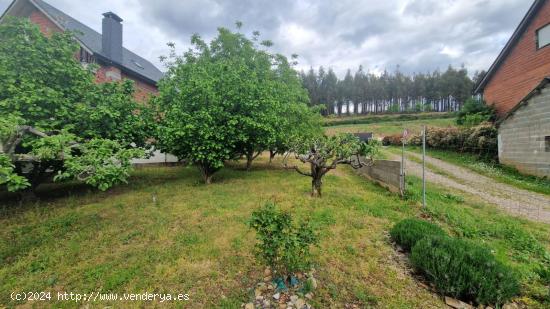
499 85 550 177
355 159 404 194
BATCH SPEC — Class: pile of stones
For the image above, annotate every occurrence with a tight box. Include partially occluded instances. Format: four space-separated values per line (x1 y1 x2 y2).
243 268 317 309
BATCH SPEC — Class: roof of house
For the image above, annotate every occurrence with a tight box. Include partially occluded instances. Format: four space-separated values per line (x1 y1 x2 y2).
4 0 164 84
498 76 550 125
474 0 547 94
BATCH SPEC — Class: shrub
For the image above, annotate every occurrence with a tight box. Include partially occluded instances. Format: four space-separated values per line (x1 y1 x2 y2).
411 236 520 306
382 134 402 146
390 218 447 251
383 124 498 160
456 98 496 125
249 202 319 275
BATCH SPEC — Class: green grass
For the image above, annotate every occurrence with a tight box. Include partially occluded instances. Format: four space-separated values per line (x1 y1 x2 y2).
325 117 457 137
323 112 456 127
1 155 549 308
404 147 550 196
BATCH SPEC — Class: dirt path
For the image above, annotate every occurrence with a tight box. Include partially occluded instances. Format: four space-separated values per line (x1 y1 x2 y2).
389 151 550 224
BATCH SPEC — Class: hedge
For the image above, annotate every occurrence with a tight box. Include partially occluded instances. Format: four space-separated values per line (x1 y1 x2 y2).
382 123 497 159
411 236 520 306
390 218 447 251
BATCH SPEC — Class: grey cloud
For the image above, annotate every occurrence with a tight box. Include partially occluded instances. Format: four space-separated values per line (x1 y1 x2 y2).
0 0 536 77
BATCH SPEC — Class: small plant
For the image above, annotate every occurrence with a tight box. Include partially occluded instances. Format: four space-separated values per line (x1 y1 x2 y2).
390 218 447 251
411 236 520 306
249 202 319 275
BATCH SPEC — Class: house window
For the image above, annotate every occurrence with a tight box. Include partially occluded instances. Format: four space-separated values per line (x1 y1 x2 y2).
536 24 550 49
79 47 94 64
546 136 550 152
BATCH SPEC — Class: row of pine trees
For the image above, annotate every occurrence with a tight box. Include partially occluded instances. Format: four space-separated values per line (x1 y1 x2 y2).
300 65 484 115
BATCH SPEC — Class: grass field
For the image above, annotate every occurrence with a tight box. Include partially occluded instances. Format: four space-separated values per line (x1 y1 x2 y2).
325 117 457 137
1 155 549 308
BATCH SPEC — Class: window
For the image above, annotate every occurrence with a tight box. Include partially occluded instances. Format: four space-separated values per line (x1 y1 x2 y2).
536 24 550 49
546 136 550 152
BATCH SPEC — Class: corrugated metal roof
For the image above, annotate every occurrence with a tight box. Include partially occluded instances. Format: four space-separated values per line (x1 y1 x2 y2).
32 0 163 84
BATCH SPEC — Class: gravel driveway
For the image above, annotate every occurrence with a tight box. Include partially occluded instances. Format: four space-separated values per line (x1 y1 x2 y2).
389 151 550 224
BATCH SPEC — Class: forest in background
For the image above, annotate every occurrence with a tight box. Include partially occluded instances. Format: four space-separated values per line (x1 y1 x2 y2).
300 65 485 115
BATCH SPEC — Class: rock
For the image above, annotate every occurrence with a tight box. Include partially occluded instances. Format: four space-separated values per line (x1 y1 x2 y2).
264 268 272 276
290 295 299 303
305 292 313 300
244 303 254 309
273 293 281 300
267 284 274 290
502 304 518 309
263 300 271 308
444 296 472 309
295 299 306 309
308 278 318 290
296 273 303 279
255 289 263 297
278 304 286 309
485 307 494 309
255 295 264 301
264 276 272 282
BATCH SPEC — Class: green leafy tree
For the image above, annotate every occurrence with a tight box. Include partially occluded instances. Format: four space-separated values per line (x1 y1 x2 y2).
155 25 317 182
0 18 149 196
456 98 496 125
284 134 378 197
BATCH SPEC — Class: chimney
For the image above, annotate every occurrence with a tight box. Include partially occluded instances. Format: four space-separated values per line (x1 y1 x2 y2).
101 12 123 63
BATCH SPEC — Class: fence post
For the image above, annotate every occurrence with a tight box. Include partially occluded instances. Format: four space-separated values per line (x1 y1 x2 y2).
422 125 426 208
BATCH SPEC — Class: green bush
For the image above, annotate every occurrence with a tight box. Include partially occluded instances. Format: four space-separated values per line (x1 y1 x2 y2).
249 202 319 275
390 218 447 251
456 98 496 125
411 236 520 306
384 124 498 160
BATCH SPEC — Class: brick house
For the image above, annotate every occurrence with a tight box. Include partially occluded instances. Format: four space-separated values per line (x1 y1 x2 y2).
0 0 163 102
474 0 550 177
1 0 179 164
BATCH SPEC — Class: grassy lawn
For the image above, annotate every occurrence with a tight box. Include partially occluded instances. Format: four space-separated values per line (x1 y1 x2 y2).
1 155 549 308
403 146 550 196
323 112 456 127
325 117 457 137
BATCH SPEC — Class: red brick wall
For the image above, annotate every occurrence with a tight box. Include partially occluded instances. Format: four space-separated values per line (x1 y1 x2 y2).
29 9 158 102
122 73 159 102
483 0 550 116
29 9 61 35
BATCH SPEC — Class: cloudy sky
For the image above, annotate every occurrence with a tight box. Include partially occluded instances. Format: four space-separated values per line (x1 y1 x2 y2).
0 0 535 77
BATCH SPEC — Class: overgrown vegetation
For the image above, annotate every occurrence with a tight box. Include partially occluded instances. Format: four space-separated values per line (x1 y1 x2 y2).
411 236 520 306
390 218 447 251
154 23 321 183
456 98 496 126
383 123 498 159
0 18 150 195
249 202 319 275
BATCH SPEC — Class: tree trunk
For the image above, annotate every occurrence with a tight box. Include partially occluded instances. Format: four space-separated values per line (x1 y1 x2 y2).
245 150 261 171
311 176 322 197
198 164 215 184
269 150 276 164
